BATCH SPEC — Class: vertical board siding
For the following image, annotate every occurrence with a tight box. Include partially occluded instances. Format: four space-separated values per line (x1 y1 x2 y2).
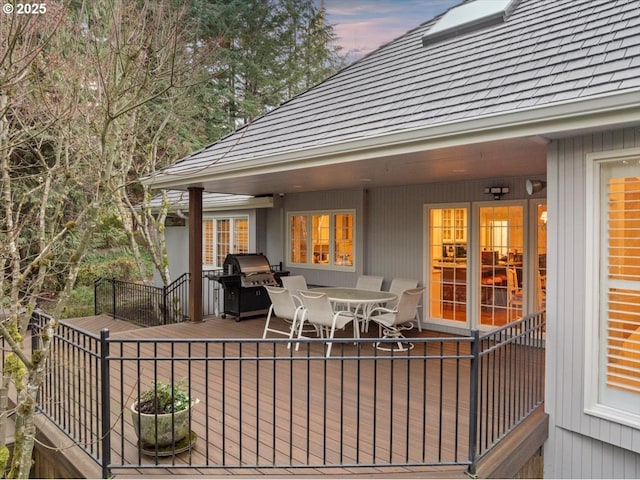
273 176 545 289
546 127 640 478
552 427 640 478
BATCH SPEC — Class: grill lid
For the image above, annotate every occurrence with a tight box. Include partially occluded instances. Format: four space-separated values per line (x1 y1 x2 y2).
223 253 271 275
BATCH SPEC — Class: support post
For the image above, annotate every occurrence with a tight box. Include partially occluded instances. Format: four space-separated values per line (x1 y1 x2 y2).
188 187 204 322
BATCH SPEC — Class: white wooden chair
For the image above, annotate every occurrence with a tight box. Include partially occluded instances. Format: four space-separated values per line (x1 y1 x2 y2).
368 287 424 352
262 286 304 346
297 290 357 357
507 268 523 321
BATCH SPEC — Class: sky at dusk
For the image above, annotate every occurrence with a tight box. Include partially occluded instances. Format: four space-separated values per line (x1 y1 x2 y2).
322 0 463 60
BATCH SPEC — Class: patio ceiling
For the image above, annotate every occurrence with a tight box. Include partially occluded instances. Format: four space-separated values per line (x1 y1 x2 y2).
182 136 547 196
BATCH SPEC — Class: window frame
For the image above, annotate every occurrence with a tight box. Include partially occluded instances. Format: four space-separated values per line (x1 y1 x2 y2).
286 209 356 271
202 215 250 269
584 148 640 429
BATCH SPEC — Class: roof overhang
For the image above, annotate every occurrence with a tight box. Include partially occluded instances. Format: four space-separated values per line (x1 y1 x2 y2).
143 89 640 195
147 191 274 214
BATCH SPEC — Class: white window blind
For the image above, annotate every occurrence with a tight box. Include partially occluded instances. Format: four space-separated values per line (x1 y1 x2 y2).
605 174 640 396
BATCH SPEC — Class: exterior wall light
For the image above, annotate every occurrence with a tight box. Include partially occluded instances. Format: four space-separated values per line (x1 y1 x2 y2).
526 179 546 195
484 186 510 200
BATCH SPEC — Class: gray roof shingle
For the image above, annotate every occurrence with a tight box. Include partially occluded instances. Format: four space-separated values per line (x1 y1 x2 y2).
152 0 640 180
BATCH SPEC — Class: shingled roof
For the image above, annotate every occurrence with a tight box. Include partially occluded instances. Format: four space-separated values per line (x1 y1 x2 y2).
146 0 640 188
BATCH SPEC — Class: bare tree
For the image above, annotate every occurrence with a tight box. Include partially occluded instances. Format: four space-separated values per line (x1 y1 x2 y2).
0 1 205 475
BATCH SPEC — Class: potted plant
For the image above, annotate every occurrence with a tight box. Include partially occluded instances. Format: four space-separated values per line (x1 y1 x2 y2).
130 379 199 454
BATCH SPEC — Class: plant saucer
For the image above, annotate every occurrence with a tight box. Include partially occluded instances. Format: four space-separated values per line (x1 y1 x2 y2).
139 430 197 457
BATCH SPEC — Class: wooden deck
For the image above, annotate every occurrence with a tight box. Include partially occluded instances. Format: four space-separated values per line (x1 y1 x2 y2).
51 314 544 478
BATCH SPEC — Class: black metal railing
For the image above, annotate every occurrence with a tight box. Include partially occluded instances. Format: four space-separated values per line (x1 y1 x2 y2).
29 310 545 478
94 264 287 327
94 270 223 326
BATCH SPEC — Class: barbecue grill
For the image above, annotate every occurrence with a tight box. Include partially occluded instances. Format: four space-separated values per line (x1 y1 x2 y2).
214 253 288 320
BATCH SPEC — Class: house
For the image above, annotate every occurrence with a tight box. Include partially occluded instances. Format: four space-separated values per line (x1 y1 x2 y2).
144 0 640 477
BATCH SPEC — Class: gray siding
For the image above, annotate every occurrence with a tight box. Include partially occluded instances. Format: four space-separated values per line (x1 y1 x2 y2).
158 224 189 284
269 175 544 289
545 127 640 478
548 427 640 478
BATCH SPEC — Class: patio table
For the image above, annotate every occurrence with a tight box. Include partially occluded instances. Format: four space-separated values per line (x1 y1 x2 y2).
312 287 397 334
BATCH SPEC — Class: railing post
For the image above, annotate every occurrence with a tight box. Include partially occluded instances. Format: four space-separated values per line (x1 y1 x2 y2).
100 328 111 479
163 285 168 325
30 311 40 353
94 279 98 315
467 329 480 477
111 278 116 319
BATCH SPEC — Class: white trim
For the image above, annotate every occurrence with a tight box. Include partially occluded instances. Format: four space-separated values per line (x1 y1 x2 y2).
584 150 600 417
424 202 471 329
286 209 356 272
202 215 251 270
584 147 640 428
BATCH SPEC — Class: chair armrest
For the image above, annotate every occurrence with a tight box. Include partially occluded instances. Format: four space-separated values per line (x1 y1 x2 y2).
368 306 396 317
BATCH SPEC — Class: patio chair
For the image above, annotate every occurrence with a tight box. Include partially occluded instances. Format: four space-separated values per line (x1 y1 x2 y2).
368 287 425 352
262 286 304 345
281 275 308 296
359 277 419 332
297 290 357 357
350 275 384 327
387 278 421 331
280 275 316 333
355 275 384 291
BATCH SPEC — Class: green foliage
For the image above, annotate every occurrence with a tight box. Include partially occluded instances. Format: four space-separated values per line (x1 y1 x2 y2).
93 213 129 250
0 446 9 476
61 285 95 319
182 0 344 133
4 354 27 392
76 254 139 287
136 380 190 414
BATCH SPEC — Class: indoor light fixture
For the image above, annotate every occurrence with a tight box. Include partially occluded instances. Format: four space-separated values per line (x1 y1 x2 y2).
484 186 510 200
526 179 546 195
540 210 548 224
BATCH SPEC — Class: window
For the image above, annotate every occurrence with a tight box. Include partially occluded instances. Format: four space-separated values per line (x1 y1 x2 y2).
585 151 640 425
288 211 355 269
202 216 249 268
